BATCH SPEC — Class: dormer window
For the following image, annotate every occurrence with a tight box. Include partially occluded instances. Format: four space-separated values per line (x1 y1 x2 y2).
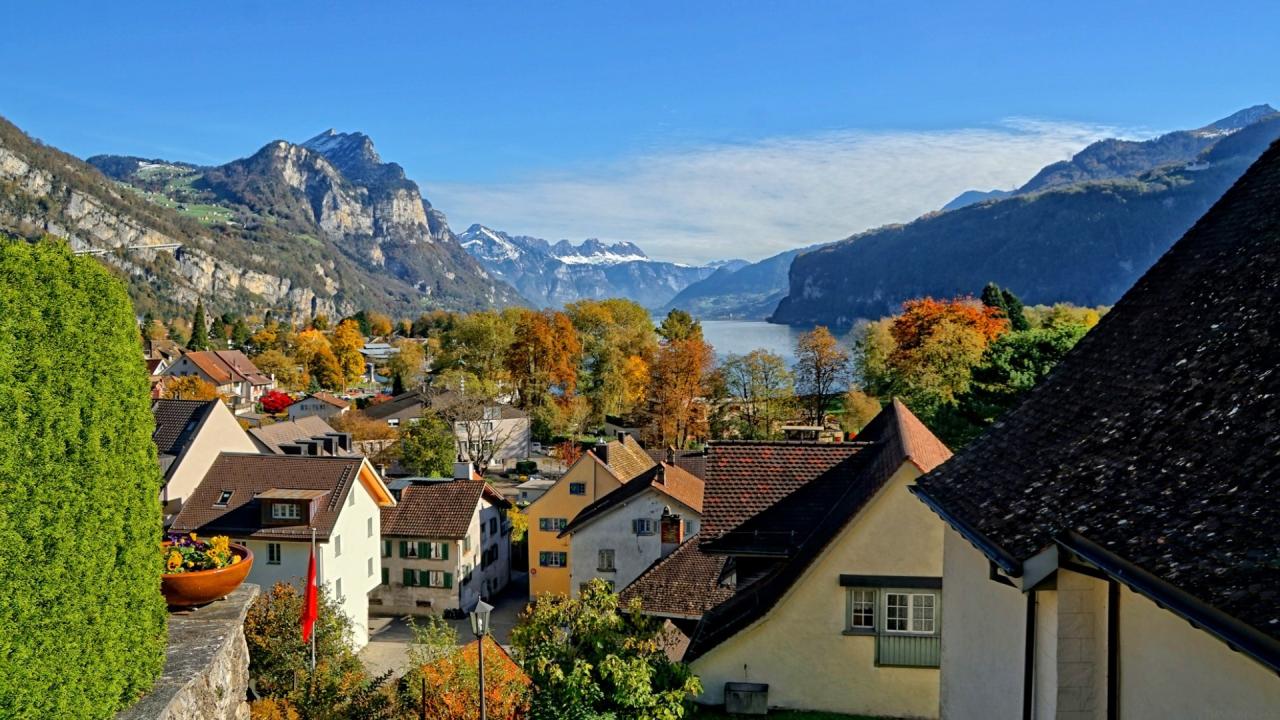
271 503 301 520
214 490 234 507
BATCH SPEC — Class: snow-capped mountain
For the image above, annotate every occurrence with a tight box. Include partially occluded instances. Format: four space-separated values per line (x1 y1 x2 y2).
460 224 728 309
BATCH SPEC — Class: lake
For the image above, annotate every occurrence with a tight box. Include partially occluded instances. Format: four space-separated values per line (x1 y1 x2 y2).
698 319 857 365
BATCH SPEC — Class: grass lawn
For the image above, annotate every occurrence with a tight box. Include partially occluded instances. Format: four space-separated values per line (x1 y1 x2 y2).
690 707 888 720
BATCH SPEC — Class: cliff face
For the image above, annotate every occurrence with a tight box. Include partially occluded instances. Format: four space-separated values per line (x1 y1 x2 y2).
0 115 522 319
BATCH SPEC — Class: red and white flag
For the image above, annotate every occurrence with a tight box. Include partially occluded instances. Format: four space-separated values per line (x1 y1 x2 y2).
301 545 318 644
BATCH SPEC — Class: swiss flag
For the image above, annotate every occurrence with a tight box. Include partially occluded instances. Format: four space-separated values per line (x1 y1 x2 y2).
301 546 318 644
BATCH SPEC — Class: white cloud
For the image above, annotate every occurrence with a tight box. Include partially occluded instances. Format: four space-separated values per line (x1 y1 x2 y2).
428 119 1134 265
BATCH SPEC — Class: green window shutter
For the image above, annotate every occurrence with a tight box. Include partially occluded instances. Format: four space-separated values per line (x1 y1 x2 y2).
402 568 415 586
419 569 430 587
417 541 428 558
399 541 408 558
383 540 391 557
381 568 389 586
444 572 453 589
441 543 449 560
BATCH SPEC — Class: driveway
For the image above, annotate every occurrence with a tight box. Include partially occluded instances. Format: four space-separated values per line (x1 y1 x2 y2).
360 572 530 678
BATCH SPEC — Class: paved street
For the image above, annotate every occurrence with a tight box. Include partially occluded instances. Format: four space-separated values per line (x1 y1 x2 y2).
360 572 530 677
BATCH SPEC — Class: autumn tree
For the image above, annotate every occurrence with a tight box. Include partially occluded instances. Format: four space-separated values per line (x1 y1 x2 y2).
885 297 1008 418
841 388 882 435
506 310 582 437
443 310 514 383
648 331 714 448
329 319 366 390
187 300 209 350
511 579 700 719
567 299 658 425
721 349 795 439
793 326 852 425
401 618 531 720
294 329 344 390
252 349 301 390
163 375 219 401
385 338 426 394
366 312 394 338
329 411 398 441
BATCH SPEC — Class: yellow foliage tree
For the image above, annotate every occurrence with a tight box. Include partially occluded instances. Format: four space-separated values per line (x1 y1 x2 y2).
330 319 366 389
163 375 219 401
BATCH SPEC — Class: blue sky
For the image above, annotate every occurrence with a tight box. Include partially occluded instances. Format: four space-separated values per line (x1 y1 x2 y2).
4 2 1276 262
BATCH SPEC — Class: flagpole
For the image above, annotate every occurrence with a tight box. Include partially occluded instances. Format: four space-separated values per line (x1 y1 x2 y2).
310 526 317 673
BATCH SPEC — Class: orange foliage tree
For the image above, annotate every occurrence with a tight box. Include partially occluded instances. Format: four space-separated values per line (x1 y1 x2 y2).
648 335 715 448
407 636 531 720
162 374 219 401
886 296 1009 413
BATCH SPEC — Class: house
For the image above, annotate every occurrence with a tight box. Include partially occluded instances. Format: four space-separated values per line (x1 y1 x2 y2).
514 477 556 505
364 390 531 469
162 349 275 411
910 141 1280 720
374 468 513 615
621 401 952 718
151 398 257 522
560 461 703 597
526 433 656 598
170 453 395 650
247 416 354 456
288 392 350 421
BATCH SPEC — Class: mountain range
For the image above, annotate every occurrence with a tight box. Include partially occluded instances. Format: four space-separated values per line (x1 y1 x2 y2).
769 104 1280 327
0 119 520 319
459 224 734 308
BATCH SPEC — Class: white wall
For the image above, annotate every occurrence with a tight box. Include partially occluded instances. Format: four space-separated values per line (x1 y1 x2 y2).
288 400 346 421
477 500 512 599
938 527 1027 720
1118 587 1280 720
568 490 700 597
163 403 258 518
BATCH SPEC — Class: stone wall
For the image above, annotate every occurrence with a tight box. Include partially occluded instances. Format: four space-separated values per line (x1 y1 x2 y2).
119 584 259 720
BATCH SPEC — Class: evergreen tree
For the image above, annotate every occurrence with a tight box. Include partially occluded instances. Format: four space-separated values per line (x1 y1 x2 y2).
187 300 209 350
1001 288 1031 331
980 282 1009 314
231 318 252 348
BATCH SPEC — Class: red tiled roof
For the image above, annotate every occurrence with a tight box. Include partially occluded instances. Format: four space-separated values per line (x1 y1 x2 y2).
308 392 350 409
618 540 735 618
382 480 508 539
561 463 704 536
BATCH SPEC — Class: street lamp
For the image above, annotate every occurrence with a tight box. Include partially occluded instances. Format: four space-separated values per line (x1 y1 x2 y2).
470 600 494 720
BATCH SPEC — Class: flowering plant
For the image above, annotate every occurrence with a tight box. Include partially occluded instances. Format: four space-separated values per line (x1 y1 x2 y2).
163 533 242 574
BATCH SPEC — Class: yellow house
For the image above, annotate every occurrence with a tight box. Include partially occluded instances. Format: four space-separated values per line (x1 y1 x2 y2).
526 434 654 598
686 401 951 717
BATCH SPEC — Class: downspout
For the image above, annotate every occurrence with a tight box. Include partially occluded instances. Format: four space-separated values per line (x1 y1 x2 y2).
1107 580 1120 720
1022 590 1036 720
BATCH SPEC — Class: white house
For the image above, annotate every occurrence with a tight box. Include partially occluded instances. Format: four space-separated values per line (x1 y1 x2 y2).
514 477 556 505
911 144 1280 720
287 392 350 422
162 350 274 412
151 398 257 523
170 453 395 650
373 468 513 615
561 462 703 597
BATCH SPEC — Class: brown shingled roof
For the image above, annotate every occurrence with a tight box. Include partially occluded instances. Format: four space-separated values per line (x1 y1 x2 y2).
915 138 1280 663
308 392 349 409
171 453 388 541
249 416 344 454
599 434 657 481
560 463 704 537
382 480 509 539
619 539 735 619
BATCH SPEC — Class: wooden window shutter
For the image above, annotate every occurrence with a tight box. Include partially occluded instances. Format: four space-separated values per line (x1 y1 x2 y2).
418 541 429 558
381 568 389 586
399 541 408 558
402 568 415 586
444 572 453 589
419 570 430 587
442 542 449 560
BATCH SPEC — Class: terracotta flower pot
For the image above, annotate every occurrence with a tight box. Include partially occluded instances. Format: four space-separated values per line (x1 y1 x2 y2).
161 542 254 607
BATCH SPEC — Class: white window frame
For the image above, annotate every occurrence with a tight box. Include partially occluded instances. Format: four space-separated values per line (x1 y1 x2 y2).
846 588 876 632
598 548 616 572
271 503 301 520
884 591 937 635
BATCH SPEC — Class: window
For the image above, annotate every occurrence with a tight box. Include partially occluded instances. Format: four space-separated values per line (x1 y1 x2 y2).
418 570 452 588
539 551 568 568
633 518 657 535
271 502 301 520
267 543 282 565
463 535 471 553
367 517 373 537
214 490 234 507
489 517 498 536
335 578 344 601
334 535 342 558
347 488 355 507
367 557 374 577
381 567 389 586
387 418 400 427
539 517 568 532
569 482 586 496
598 549 616 572
847 589 875 631
884 592 936 634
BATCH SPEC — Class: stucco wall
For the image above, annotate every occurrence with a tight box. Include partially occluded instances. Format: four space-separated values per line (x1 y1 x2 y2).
374 537 462 613
162 404 256 517
1118 587 1280 720
288 400 345 421
528 457 620 597
937 527 1026 720
568 489 700 597
690 465 942 718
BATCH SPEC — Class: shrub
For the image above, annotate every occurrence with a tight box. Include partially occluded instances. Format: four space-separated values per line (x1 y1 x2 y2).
0 238 167 717
514 460 538 475
261 389 294 414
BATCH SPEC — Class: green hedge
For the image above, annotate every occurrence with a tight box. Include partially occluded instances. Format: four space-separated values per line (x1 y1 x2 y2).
0 239 166 717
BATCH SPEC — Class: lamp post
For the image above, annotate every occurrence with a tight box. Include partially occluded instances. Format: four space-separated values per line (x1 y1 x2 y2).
470 600 494 720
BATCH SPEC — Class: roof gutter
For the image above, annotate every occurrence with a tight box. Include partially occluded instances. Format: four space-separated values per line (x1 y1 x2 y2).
1057 531 1280 675
909 485 1022 576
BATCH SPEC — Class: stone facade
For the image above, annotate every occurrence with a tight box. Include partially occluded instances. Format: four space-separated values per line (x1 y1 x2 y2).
118 584 259 720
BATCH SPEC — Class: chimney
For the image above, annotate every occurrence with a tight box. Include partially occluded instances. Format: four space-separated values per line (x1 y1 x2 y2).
655 464 666 485
594 439 609 466
453 461 474 481
665 446 675 464
616 430 629 443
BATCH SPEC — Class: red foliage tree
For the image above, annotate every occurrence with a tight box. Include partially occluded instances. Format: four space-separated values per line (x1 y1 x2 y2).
260 390 294 414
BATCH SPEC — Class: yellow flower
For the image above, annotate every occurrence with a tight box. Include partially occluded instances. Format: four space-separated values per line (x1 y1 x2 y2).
185 561 193 567
166 551 183 571
231 555 241 564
